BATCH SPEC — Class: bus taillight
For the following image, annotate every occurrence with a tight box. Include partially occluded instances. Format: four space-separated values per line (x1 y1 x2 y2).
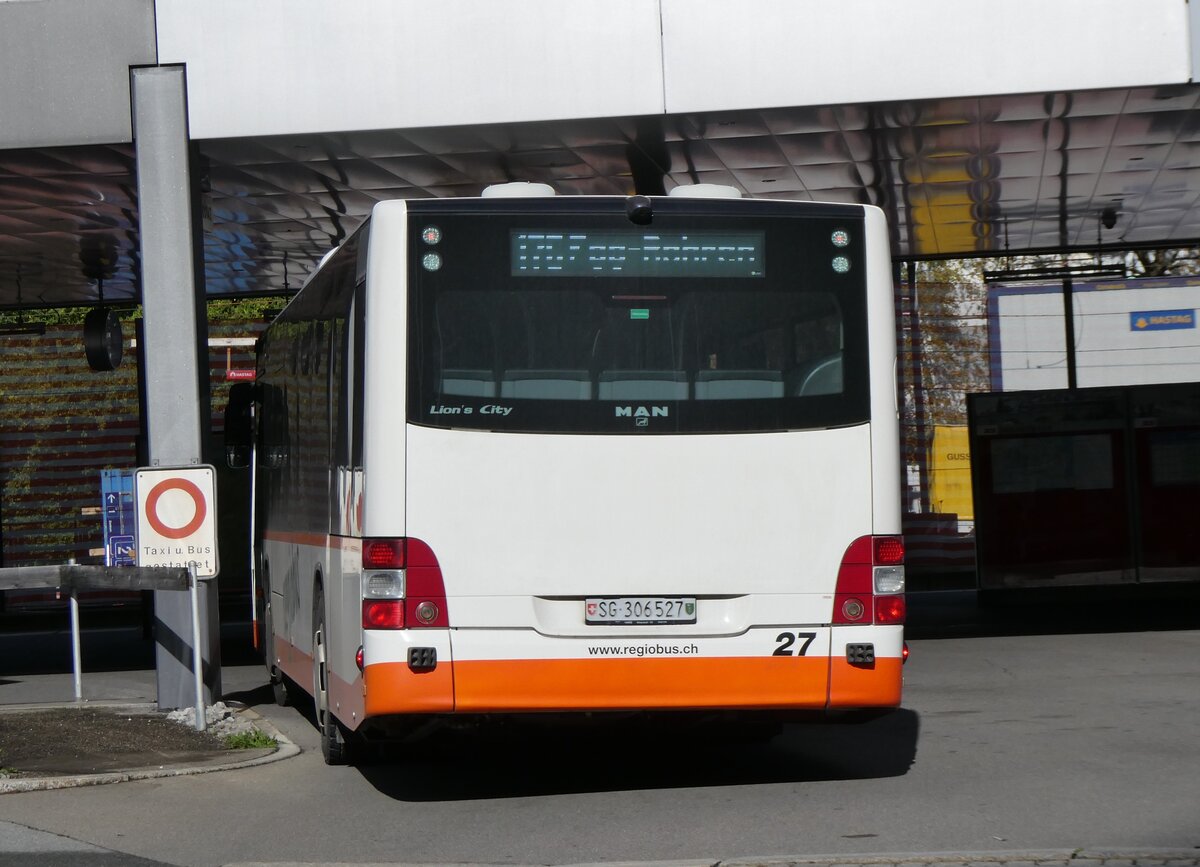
874 594 906 624
833 535 906 625
873 536 905 566
362 598 405 629
364 538 405 569
360 537 449 629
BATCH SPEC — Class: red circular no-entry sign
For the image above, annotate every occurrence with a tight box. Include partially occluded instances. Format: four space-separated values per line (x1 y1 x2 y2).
144 477 208 539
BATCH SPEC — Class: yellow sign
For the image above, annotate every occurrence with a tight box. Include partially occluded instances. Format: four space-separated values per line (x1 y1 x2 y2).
928 425 973 519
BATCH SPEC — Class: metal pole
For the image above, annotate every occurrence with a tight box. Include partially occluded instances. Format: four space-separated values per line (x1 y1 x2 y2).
132 64 222 709
189 564 206 732
69 588 82 703
906 260 931 513
1062 274 1077 389
65 557 82 702
248 401 258 645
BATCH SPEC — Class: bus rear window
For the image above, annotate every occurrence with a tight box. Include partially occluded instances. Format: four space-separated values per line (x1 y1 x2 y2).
407 207 870 434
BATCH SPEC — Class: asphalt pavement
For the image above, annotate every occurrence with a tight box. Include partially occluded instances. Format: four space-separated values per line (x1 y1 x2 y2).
1 592 1199 866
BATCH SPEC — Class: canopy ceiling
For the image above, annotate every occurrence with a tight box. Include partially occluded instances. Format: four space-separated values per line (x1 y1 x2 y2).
2 84 1199 308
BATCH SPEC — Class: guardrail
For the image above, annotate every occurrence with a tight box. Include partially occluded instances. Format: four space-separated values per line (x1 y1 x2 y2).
0 562 213 731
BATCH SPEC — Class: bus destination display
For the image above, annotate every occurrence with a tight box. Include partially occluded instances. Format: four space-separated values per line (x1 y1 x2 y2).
513 230 764 278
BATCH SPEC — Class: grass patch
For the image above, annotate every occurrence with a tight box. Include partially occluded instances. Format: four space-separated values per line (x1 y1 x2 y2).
221 729 277 750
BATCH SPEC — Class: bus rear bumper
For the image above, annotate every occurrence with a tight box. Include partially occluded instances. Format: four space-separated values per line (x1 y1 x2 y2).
360 625 904 717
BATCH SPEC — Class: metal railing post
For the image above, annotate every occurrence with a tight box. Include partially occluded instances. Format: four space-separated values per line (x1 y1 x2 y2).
69 592 82 702
67 557 82 703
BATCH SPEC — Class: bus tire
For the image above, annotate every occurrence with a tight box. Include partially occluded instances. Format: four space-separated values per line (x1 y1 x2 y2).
270 672 292 708
313 587 351 765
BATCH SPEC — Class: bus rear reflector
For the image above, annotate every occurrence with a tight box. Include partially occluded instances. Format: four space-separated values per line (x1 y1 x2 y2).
833 535 906 625
839 597 867 622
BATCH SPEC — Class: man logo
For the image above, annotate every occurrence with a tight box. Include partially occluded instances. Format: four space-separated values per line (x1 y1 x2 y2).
614 406 669 418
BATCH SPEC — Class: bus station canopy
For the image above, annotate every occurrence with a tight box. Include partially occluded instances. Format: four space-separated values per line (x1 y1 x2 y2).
1 0 1199 309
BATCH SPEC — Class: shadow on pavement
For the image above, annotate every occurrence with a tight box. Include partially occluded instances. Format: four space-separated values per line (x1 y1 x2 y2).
357 707 920 801
221 682 276 712
0 613 258 677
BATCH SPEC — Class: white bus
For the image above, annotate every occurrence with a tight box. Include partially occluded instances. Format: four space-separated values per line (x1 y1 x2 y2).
226 184 905 764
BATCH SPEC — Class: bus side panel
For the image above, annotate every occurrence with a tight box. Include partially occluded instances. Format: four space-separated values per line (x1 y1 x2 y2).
262 535 301 684
262 534 322 702
268 535 369 731
329 667 367 730
360 201 409 541
328 536 366 730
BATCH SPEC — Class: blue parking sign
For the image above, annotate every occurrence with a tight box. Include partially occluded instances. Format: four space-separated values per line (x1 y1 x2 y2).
100 469 137 566
108 534 136 566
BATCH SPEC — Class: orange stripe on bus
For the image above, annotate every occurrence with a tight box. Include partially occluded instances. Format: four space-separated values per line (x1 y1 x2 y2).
261 530 358 549
828 657 903 707
363 661 455 715
452 656 829 713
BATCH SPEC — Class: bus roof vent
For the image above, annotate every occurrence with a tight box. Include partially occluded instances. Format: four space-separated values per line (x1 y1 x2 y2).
668 184 743 199
481 182 556 198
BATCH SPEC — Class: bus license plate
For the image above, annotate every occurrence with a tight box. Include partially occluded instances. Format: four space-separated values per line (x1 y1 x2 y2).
585 597 696 625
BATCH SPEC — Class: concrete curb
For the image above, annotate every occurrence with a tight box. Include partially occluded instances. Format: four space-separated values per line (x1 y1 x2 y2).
0 705 299 794
219 852 1200 867
720 851 1200 865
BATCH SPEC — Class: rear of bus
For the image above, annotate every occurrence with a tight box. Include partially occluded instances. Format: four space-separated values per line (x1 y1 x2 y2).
356 189 903 730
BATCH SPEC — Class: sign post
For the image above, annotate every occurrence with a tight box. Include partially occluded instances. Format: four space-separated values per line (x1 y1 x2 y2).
188 563 206 731
135 465 219 715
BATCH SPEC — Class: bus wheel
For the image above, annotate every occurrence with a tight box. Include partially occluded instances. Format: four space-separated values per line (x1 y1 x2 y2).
270 671 292 708
313 589 351 765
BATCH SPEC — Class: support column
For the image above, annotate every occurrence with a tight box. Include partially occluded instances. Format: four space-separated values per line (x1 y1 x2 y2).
1062 275 1078 390
130 64 221 710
